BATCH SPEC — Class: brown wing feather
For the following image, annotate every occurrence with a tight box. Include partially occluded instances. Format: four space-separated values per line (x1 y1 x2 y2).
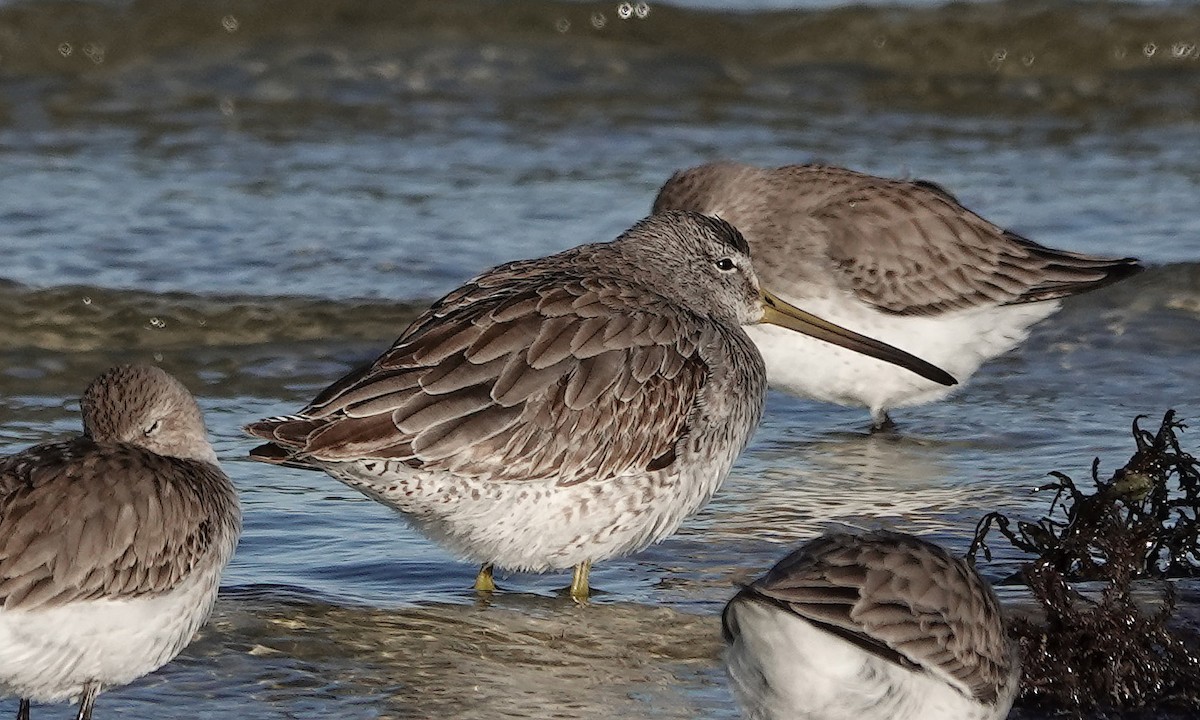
744 530 1013 704
655 163 1140 316
0 438 240 611
791 166 1141 315
246 275 712 486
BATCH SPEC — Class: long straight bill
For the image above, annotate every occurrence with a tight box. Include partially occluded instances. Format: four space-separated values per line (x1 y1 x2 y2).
759 290 957 387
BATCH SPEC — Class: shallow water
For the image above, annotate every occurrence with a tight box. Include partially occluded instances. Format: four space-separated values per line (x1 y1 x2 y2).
2 0 1200 718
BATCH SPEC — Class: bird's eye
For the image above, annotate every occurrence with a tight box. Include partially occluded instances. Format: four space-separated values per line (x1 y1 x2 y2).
715 257 736 272
144 419 163 436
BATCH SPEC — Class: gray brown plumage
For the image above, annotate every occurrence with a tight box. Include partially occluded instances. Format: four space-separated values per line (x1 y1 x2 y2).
723 530 1019 720
247 212 954 599
249 276 716 486
654 162 1140 316
0 364 241 720
0 437 237 611
654 162 1141 427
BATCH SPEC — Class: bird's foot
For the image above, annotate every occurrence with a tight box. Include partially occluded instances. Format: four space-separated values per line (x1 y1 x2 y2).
473 563 497 594
568 560 592 604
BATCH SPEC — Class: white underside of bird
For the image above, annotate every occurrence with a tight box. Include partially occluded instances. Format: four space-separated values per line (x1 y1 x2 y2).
745 293 1058 425
325 446 734 573
0 561 225 704
724 599 1009 720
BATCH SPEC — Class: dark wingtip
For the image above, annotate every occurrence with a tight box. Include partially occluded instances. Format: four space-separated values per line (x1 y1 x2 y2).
1106 258 1145 283
248 442 321 471
1003 230 1147 303
248 442 292 464
1011 257 1144 304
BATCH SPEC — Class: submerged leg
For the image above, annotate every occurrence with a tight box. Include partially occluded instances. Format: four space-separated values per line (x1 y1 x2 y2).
869 411 897 433
75 683 99 720
17 699 29 720
474 563 496 593
569 560 592 602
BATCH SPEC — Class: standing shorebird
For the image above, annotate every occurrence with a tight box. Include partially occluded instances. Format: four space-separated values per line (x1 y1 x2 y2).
723 530 1020 720
654 162 1142 429
0 365 241 720
246 212 954 600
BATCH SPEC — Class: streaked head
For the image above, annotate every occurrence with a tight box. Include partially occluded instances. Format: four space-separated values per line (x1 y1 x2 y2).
612 211 764 327
82 364 217 464
617 212 956 387
652 162 762 218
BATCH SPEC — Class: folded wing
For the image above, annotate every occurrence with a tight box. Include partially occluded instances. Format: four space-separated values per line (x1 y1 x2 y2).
743 530 1013 704
246 274 714 487
795 166 1141 315
0 439 236 611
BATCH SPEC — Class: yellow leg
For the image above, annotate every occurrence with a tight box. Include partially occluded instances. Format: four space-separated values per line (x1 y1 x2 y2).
474 563 496 593
569 560 591 602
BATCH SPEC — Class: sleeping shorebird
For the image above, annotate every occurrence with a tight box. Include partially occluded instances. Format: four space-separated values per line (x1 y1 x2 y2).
654 162 1142 429
246 212 954 600
0 365 241 720
723 530 1020 720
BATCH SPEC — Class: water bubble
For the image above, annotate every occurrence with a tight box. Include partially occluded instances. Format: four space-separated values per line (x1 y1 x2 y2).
634 2 650 18
222 15 239 33
149 317 166 329
58 42 72 58
219 98 235 116
83 42 105 64
617 2 633 20
1171 42 1195 59
590 11 607 29
555 18 570 33
1022 52 1035 67
81 296 92 305
1143 42 1156 58
987 48 1007 71
153 353 163 362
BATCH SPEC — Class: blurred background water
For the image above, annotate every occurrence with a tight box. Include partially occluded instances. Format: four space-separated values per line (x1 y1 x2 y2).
1 0 1199 717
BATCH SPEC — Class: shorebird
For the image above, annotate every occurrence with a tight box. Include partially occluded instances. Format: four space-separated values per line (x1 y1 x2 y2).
246 211 954 600
0 365 241 720
722 530 1020 720
654 162 1142 429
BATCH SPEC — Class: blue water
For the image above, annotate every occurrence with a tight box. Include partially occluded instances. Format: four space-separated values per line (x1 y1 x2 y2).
1 0 1199 717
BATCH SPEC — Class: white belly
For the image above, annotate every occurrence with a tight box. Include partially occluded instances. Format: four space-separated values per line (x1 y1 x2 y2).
0 562 225 703
724 599 1004 720
326 448 737 574
745 296 1059 422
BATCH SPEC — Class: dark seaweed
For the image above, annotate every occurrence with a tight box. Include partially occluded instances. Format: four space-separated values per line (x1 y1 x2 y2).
969 411 1200 714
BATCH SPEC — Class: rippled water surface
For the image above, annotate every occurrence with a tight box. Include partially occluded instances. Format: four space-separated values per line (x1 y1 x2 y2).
2 0 1200 717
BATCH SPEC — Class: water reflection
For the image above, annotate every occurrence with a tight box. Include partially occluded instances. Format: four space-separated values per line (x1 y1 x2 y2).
692 430 1004 548
169 591 732 720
